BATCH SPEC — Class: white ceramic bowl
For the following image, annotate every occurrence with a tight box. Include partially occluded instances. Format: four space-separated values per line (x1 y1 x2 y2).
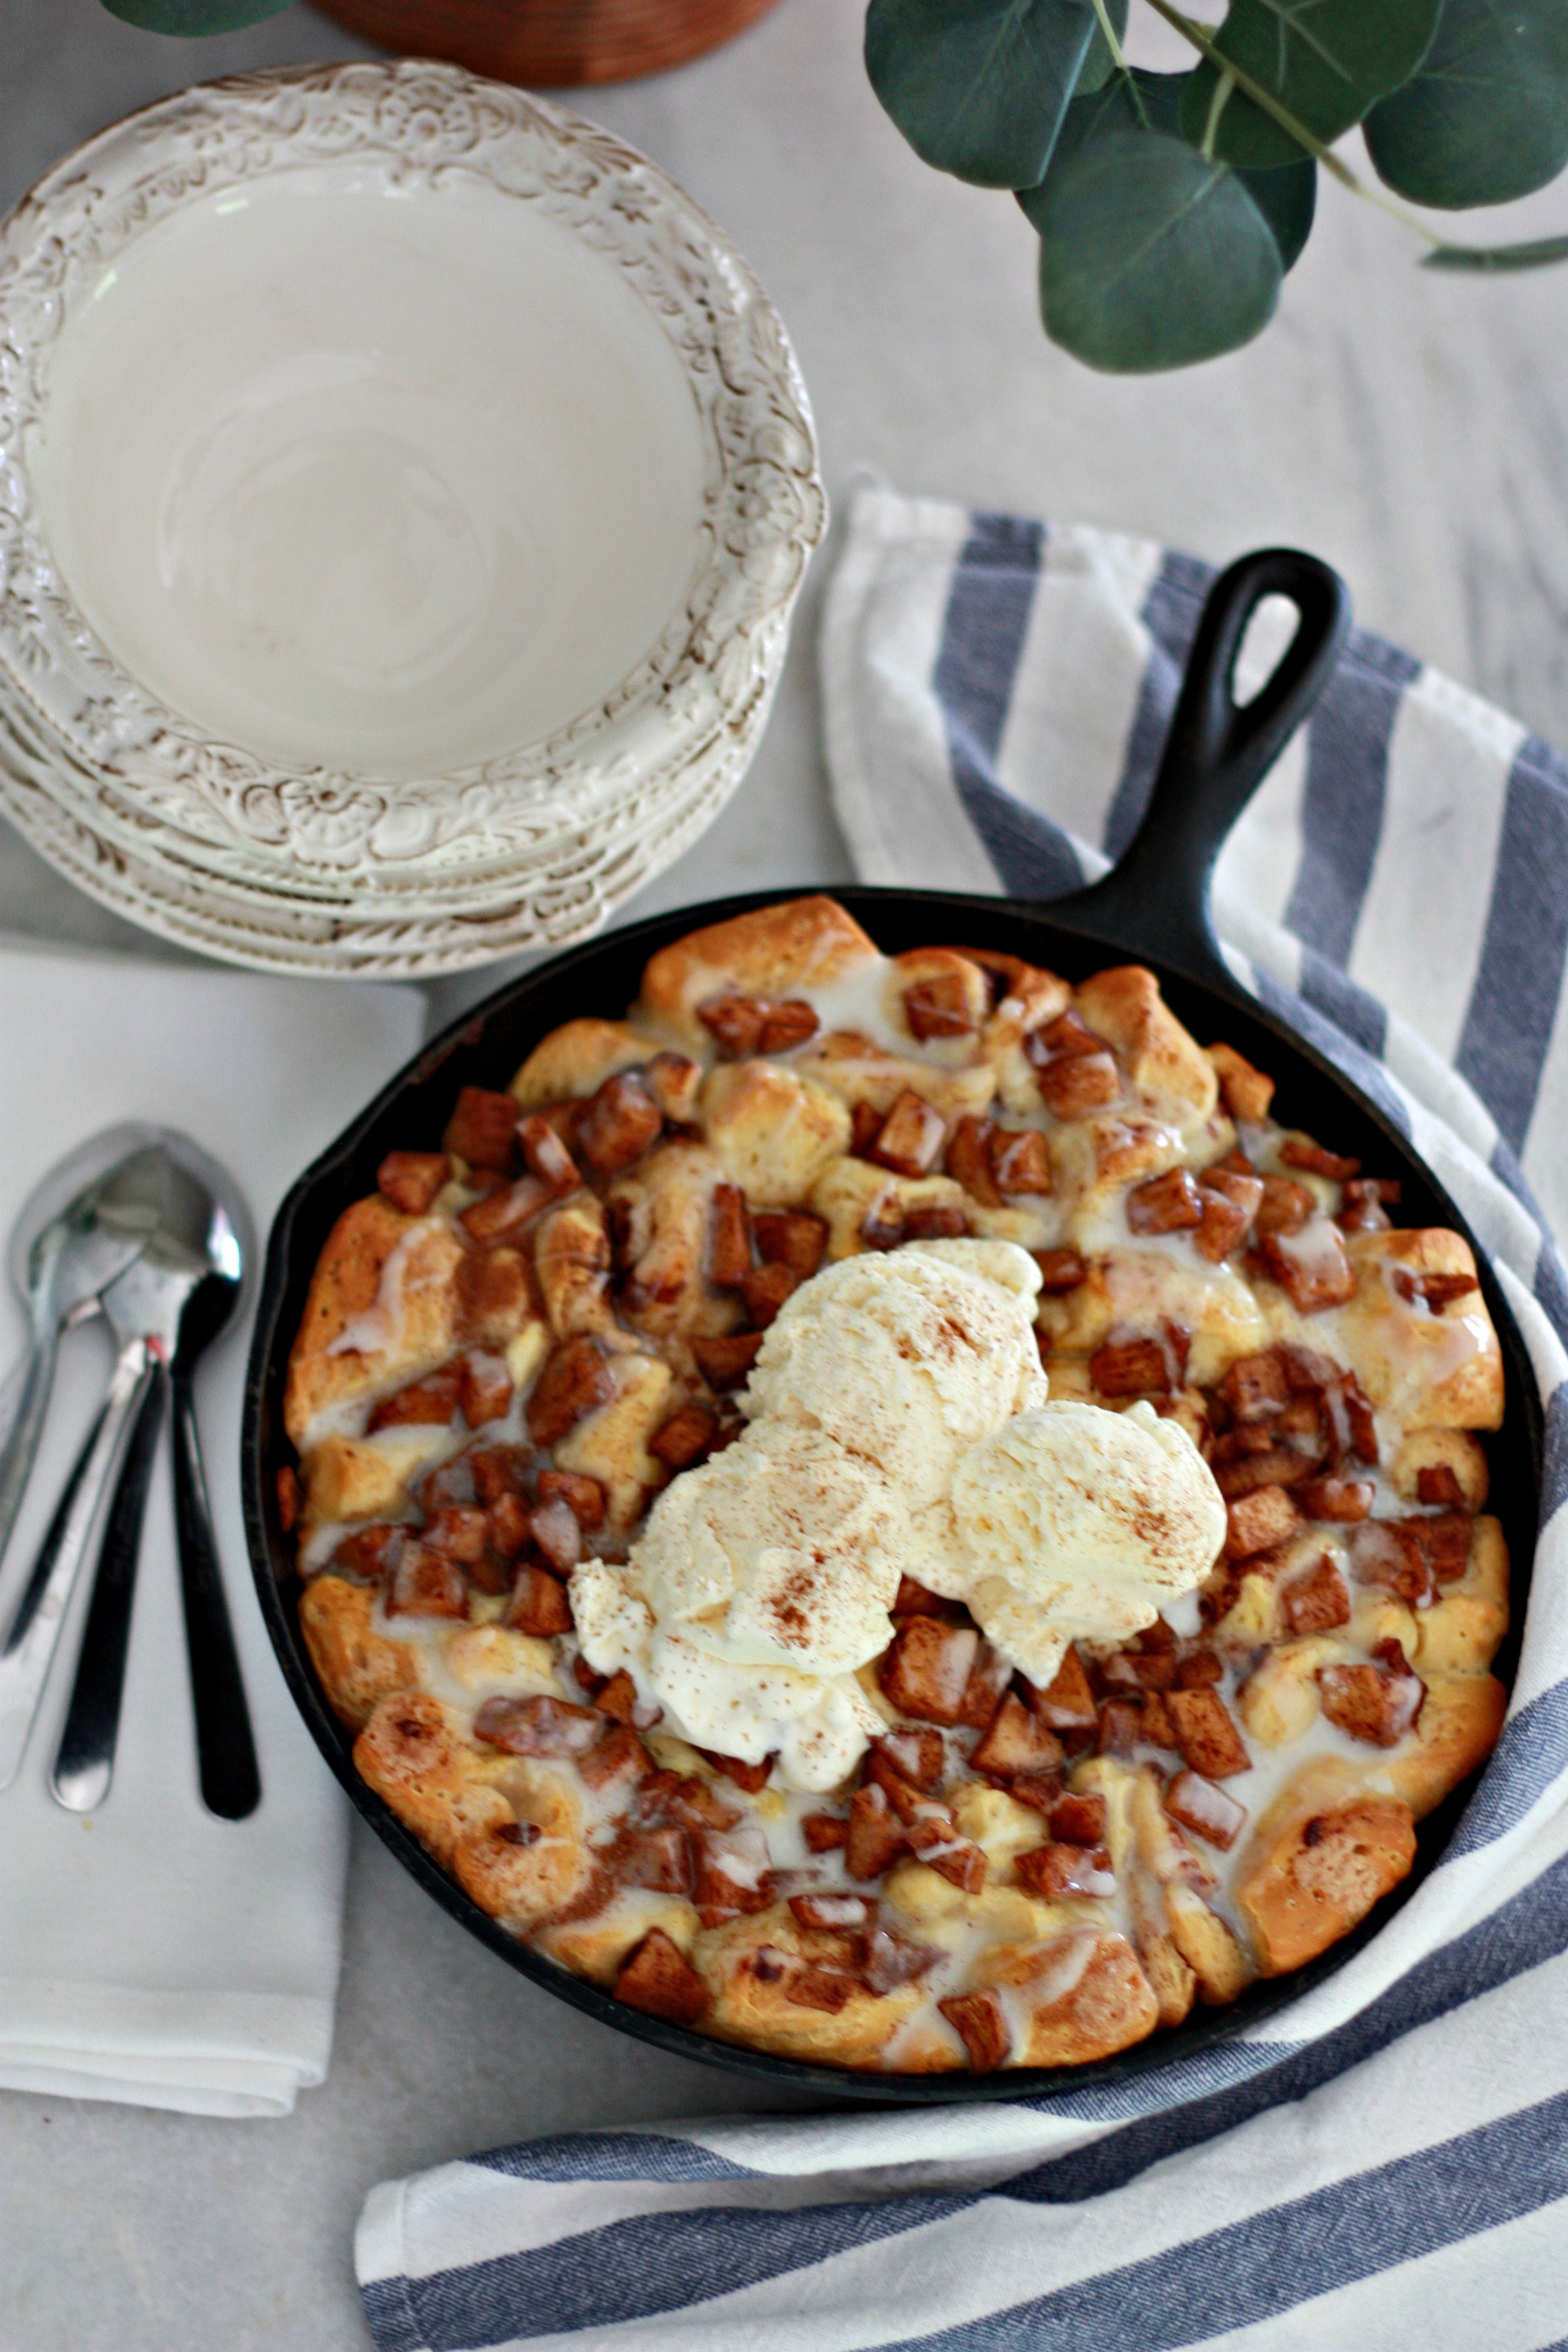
0 61 824 974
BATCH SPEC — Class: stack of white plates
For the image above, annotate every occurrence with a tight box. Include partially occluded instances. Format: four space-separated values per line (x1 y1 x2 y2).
0 62 824 977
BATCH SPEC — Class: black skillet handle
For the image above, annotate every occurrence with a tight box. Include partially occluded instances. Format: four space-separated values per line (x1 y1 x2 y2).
1045 548 1351 998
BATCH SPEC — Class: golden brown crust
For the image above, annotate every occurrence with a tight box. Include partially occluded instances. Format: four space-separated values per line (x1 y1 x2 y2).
976 1929 1160 2064
1411 1517 1508 1676
637 898 881 1050
1034 1247 1269 1386
449 1761 595 1932
284 1197 464 1452
1073 967 1218 1132
701 1906 949 2069
700 1063 851 1208
1390 1428 1490 1511
1165 1885 1253 2004
1382 1670 1508 1818
1234 1761 1418 1975
510 1019 648 1110
1051 1116 1187 1232
885 950 992 1052
609 1140 742 1353
1337 1231 1504 1431
805 1155 964 1262
534 1195 616 1341
354 1691 515 1866
542 1893 700 1986
795 1035 997 1125
299 1576 418 1730
300 1428 450 1532
553 1352 674 1528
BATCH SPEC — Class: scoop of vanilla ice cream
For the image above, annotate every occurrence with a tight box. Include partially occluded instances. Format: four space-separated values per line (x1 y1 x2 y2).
743 1239 1047 1507
949 1399 1226 1684
569 1242 1225 1793
634 1425 905 1674
567 1554 884 1791
649 1630 884 1788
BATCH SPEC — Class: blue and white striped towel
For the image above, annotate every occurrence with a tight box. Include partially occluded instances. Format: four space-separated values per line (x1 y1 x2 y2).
355 489 1568 2351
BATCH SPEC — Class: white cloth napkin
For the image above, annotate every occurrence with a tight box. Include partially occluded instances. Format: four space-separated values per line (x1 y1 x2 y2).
0 939 423 2116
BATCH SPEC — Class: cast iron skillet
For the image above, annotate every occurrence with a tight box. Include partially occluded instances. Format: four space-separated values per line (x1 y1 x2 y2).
243 549 1540 2103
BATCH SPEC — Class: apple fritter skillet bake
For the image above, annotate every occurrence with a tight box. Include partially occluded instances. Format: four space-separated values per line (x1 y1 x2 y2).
279 895 1508 2074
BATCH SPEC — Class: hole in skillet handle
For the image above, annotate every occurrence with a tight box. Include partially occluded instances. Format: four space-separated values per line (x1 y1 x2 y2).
1046 548 1351 998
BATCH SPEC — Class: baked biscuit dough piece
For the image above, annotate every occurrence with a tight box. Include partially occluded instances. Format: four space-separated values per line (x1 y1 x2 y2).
553 1351 674 1527
610 1138 746 1345
300 1576 419 1730
1074 1758 1194 2027
354 1691 516 1866
973 1929 1161 2065
1072 968 1218 1135
1051 1116 1186 1230
1411 1517 1508 1676
701 1907 952 2071
797 1035 998 1124
450 1761 597 1933
1120 1763 1254 2005
1233 1759 1418 1975
1336 1231 1504 1431
971 954 1073 1116
510 1018 648 1110
300 1426 454 1534
285 1197 464 1451
534 1194 616 1341
1390 1429 1489 1512
1035 1247 1269 1386
885 949 991 1057
810 1157 968 1262
637 896 881 1051
700 1062 852 1207
974 953 1071 1037
1382 1669 1508 1818
543 1891 702 1985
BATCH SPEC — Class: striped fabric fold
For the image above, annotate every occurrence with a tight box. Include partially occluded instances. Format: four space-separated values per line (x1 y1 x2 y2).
357 490 1568 2351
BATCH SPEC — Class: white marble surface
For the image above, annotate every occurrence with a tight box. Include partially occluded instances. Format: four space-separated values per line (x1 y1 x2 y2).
5 2 1568 2344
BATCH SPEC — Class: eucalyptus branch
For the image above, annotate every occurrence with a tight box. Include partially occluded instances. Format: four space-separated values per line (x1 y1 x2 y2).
1138 0 1447 242
1138 0 1568 270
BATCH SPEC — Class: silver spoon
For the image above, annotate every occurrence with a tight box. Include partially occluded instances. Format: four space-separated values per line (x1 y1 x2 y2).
0 1144 176 1792
50 1142 257 1818
0 1132 165 1581
170 1219 260 1820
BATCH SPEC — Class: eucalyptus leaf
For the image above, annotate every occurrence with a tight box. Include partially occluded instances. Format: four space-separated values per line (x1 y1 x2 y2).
1179 0 1441 170
99 0 293 27
1041 69 1315 269
866 0 1099 187
1074 0 1130 95
1236 153 1316 270
1424 233 1568 270
1366 0 1568 209
1022 113 1282 369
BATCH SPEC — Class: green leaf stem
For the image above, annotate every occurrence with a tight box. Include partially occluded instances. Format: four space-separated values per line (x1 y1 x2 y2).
1076 0 1131 93
1424 232 1568 270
